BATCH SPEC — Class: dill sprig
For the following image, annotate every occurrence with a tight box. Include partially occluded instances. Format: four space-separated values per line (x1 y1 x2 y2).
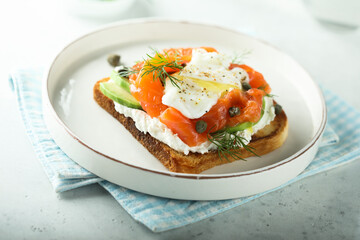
266 93 277 98
116 48 184 89
117 66 139 78
208 128 259 161
141 49 184 88
232 49 252 64
208 95 267 161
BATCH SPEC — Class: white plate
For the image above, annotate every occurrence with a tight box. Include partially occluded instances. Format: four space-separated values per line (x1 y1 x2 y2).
43 19 326 200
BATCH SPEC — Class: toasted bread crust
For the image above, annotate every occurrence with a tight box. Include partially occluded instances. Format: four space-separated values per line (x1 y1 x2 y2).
94 79 288 174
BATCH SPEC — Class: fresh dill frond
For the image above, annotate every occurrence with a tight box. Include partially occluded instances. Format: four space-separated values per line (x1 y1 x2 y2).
116 66 139 78
208 129 258 161
141 48 184 88
232 49 252 64
266 93 277 98
257 85 267 91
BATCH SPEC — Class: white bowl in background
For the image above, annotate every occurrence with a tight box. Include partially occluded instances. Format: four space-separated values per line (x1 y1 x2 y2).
62 0 137 20
304 0 360 27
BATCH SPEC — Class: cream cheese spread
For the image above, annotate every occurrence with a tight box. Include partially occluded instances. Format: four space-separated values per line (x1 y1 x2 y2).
113 102 215 154
113 96 275 155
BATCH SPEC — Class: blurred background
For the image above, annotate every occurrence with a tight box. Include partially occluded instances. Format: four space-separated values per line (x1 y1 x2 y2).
1 0 359 108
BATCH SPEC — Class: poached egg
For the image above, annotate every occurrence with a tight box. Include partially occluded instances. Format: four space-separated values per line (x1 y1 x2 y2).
161 48 249 119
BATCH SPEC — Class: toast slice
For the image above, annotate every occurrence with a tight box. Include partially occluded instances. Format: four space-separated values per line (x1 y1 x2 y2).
94 79 288 174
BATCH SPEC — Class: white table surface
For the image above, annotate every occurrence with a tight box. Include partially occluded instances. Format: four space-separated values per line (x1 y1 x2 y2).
1 0 360 239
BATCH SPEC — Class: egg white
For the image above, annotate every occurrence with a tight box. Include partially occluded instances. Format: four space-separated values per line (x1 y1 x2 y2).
162 48 249 119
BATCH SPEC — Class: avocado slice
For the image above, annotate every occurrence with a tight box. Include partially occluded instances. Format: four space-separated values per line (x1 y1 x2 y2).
100 81 142 109
225 122 254 133
110 70 130 93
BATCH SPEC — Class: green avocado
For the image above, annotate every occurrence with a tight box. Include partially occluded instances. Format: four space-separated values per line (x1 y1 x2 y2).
225 121 254 133
110 70 130 93
100 81 142 109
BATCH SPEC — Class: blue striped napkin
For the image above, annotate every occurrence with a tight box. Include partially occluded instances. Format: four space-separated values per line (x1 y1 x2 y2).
9 68 360 232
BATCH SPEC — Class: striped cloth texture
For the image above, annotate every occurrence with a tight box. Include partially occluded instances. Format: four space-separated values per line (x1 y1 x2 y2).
9 68 360 232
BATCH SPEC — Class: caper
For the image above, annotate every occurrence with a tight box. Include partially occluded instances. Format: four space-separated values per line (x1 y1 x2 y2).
242 81 251 91
107 54 121 67
229 107 241 117
274 104 283 115
195 120 207 134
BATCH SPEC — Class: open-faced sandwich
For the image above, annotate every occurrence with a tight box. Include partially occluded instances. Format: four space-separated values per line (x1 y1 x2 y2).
94 47 288 174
